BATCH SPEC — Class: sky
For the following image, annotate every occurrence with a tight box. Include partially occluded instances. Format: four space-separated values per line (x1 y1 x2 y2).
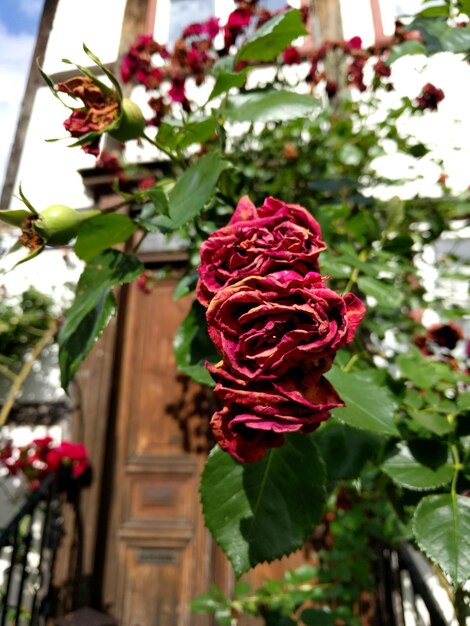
0 0 44 191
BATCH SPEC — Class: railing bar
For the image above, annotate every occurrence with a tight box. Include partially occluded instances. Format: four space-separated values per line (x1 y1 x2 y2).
30 482 56 626
0 525 20 626
0 475 55 549
14 511 35 625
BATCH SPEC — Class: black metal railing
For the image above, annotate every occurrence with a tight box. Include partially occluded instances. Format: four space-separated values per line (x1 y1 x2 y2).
0 474 62 626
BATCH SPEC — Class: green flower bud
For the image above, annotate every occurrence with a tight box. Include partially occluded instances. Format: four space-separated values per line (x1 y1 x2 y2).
110 98 146 142
33 205 100 246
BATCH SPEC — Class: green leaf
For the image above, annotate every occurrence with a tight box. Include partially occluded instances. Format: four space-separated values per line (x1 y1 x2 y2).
58 250 143 388
338 144 363 166
220 90 319 123
382 443 453 490
408 409 454 436
173 300 219 386
413 494 470 585
357 276 403 309
384 197 405 234
201 435 326 577
135 192 171 233
0 209 30 228
314 422 382 481
173 271 198 300
208 67 251 102
326 368 400 436
191 593 224 613
74 213 137 261
458 392 470 410
396 350 442 389
83 43 123 99
411 17 470 54
301 608 336 626
418 5 449 17
387 40 427 64
167 152 230 229
236 9 307 63
157 117 217 151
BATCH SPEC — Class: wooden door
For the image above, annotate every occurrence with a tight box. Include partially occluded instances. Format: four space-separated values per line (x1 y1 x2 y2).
100 271 215 626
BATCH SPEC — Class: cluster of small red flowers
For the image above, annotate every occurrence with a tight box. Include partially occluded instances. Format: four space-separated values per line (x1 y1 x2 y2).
121 3 439 129
0 437 90 490
196 196 366 463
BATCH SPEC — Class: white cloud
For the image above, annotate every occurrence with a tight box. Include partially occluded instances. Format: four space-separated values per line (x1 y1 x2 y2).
0 20 36 190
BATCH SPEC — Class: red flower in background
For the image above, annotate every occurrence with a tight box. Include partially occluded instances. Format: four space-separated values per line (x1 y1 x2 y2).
416 83 445 110
282 47 302 65
0 438 91 487
120 35 169 87
224 7 254 48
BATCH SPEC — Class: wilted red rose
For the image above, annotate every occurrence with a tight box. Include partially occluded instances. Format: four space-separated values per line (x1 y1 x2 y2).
416 83 445 110
206 270 366 380
208 362 343 462
197 196 326 306
57 76 121 155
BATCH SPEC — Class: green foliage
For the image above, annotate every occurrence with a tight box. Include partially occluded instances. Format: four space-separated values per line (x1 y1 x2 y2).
200 436 326 577
58 250 143 388
74 213 137 261
0 288 54 370
219 91 320 123
326 368 400 436
382 442 454 490
163 151 230 229
174 301 218 386
413 494 470 585
235 10 307 63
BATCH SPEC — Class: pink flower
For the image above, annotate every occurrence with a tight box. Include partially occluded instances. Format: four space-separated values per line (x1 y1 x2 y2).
206 271 366 381
208 362 343 462
197 196 326 306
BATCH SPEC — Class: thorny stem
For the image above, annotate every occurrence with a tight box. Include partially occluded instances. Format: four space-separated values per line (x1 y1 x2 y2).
0 319 57 428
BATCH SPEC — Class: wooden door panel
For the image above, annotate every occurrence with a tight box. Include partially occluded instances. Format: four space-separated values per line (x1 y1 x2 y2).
103 278 213 625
